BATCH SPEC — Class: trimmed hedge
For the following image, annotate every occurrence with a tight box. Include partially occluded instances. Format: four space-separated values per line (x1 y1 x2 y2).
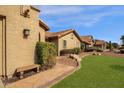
73 47 81 54
60 47 81 55
36 42 57 70
85 47 103 52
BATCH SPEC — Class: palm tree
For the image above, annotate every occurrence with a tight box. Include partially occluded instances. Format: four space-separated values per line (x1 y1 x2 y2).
120 35 124 46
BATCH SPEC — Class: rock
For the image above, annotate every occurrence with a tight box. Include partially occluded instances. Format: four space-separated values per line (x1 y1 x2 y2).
69 54 81 62
92 52 101 56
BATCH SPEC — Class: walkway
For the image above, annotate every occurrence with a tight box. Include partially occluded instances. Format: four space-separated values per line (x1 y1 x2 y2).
6 63 75 88
6 53 90 88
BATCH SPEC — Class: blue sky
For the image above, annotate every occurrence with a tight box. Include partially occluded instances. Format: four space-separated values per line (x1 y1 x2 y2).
36 5 124 44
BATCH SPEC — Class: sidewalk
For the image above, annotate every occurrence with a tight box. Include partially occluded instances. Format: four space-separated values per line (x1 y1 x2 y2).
6 63 75 88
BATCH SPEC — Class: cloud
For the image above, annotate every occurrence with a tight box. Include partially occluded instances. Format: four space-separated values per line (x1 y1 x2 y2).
38 5 84 16
36 5 124 28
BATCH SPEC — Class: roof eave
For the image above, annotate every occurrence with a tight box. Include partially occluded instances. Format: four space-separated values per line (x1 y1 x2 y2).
39 20 50 31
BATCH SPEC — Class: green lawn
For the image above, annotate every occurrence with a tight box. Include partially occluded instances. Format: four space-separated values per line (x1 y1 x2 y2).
52 55 124 88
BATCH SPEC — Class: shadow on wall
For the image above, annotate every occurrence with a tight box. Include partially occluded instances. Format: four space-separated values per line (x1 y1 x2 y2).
110 65 124 72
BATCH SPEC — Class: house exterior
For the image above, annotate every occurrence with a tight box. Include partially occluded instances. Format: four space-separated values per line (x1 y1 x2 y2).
94 40 107 50
80 35 94 50
46 29 82 55
0 5 49 78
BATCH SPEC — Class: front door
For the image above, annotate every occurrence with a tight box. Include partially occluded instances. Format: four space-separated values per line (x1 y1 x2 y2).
0 18 3 76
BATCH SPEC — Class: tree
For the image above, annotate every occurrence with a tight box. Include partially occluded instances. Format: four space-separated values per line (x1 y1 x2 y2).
112 43 119 49
120 35 124 46
109 41 112 51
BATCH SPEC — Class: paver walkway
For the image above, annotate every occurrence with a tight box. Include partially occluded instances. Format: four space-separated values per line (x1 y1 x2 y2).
6 63 75 88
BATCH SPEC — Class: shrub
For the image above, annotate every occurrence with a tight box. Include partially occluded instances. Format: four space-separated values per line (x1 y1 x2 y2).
120 49 124 54
36 42 57 70
60 47 81 55
85 47 103 52
85 47 95 52
73 47 81 54
119 46 124 49
95 48 103 52
81 43 85 51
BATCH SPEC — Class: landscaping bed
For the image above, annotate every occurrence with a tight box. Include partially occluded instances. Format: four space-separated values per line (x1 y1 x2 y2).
56 56 78 67
102 51 124 58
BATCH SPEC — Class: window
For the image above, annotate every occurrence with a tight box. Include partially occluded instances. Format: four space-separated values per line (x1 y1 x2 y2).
63 40 67 49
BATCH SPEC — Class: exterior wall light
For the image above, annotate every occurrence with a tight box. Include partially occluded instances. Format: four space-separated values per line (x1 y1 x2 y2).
24 9 30 17
23 29 30 38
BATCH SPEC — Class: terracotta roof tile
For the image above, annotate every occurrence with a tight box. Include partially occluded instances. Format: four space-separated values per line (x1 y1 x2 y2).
80 35 94 45
95 40 106 45
46 29 82 42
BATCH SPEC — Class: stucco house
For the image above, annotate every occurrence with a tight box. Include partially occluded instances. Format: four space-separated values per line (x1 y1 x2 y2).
46 29 82 55
80 35 94 50
94 40 107 50
0 5 49 78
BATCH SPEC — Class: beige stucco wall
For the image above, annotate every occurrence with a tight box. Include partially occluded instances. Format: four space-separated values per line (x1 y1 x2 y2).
58 32 81 55
0 5 46 77
95 44 107 50
0 18 2 76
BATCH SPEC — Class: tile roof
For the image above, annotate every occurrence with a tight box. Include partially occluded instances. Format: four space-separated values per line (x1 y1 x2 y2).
80 35 94 45
46 29 82 42
95 40 106 45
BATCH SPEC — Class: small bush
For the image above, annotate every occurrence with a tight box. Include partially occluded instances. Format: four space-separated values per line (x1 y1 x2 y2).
120 49 124 54
119 46 124 49
81 44 85 51
85 47 103 52
36 42 57 70
73 47 81 54
60 47 81 55
85 47 95 52
95 48 103 52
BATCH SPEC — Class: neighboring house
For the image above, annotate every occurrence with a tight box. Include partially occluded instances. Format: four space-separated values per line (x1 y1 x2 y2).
80 35 94 50
0 5 49 78
46 29 82 55
94 40 107 50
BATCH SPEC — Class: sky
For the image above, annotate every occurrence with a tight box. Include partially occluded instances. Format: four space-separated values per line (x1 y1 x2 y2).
36 5 124 44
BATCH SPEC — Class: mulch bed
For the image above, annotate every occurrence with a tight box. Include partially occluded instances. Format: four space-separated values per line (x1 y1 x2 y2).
56 56 78 67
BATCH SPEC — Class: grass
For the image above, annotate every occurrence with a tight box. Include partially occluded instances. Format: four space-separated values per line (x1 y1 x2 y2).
52 55 124 88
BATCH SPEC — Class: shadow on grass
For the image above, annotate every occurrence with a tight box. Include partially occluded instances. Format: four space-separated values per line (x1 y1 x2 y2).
110 65 124 72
